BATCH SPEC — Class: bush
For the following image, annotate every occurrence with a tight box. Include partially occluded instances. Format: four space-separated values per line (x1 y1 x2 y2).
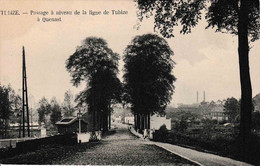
152 124 168 142
161 130 260 165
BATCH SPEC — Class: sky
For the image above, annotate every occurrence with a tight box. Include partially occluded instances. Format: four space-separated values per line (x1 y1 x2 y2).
0 0 260 107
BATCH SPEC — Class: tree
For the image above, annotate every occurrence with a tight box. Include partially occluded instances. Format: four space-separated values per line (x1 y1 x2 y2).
62 90 75 117
252 112 260 131
37 97 51 125
253 93 260 111
154 124 168 142
8 89 22 124
50 98 62 127
135 0 259 159
66 37 122 131
179 117 188 132
123 34 176 131
0 84 12 138
224 97 240 123
201 119 217 140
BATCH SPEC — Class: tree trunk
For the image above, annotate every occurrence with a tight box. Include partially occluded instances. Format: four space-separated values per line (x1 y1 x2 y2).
109 109 111 130
93 111 96 129
96 110 99 130
148 113 150 129
103 108 108 132
135 113 138 130
143 114 146 129
99 110 102 130
134 113 137 130
140 114 144 131
136 113 140 131
238 0 252 160
139 114 142 132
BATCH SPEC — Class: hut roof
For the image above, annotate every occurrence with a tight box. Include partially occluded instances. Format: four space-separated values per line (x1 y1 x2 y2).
56 117 88 125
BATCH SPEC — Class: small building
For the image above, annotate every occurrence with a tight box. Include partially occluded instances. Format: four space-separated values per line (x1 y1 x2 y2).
124 116 134 125
113 116 122 123
150 114 171 130
56 117 88 134
204 105 228 122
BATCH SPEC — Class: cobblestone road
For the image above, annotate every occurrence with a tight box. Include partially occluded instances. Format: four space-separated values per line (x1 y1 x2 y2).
52 123 197 165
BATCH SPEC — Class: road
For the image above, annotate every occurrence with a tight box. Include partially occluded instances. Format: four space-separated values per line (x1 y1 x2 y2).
51 123 197 165
2 123 249 165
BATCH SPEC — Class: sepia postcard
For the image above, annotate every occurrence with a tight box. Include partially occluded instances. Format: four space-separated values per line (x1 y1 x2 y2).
0 0 260 165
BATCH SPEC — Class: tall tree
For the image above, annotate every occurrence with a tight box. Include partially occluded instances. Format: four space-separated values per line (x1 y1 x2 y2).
123 34 176 131
0 84 12 138
50 97 62 127
9 89 22 124
62 90 75 117
66 37 122 131
224 97 240 123
135 0 259 159
37 97 51 125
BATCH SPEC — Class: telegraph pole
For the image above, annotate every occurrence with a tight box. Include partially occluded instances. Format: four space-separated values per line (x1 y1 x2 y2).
22 46 30 137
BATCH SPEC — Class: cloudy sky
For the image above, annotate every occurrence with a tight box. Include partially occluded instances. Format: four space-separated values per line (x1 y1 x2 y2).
0 0 259 107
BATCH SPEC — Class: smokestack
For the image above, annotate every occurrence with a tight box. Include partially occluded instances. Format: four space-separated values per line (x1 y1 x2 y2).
203 91 205 102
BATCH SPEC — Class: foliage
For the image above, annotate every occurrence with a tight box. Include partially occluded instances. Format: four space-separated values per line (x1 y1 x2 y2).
153 124 169 142
135 0 259 41
66 37 122 131
135 1 260 156
179 118 188 132
224 97 240 123
0 84 11 121
66 37 119 87
37 97 51 125
0 84 12 138
201 119 217 140
253 93 260 111
0 85 25 138
123 34 176 116
166 131 260 165
62 90 75 117
9 92 22 124
50 98 62 126
252 112 260 130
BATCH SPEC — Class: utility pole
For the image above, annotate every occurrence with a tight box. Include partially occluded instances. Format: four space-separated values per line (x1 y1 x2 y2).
18 109 22 138
30 108 33 137
22 46 30 137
